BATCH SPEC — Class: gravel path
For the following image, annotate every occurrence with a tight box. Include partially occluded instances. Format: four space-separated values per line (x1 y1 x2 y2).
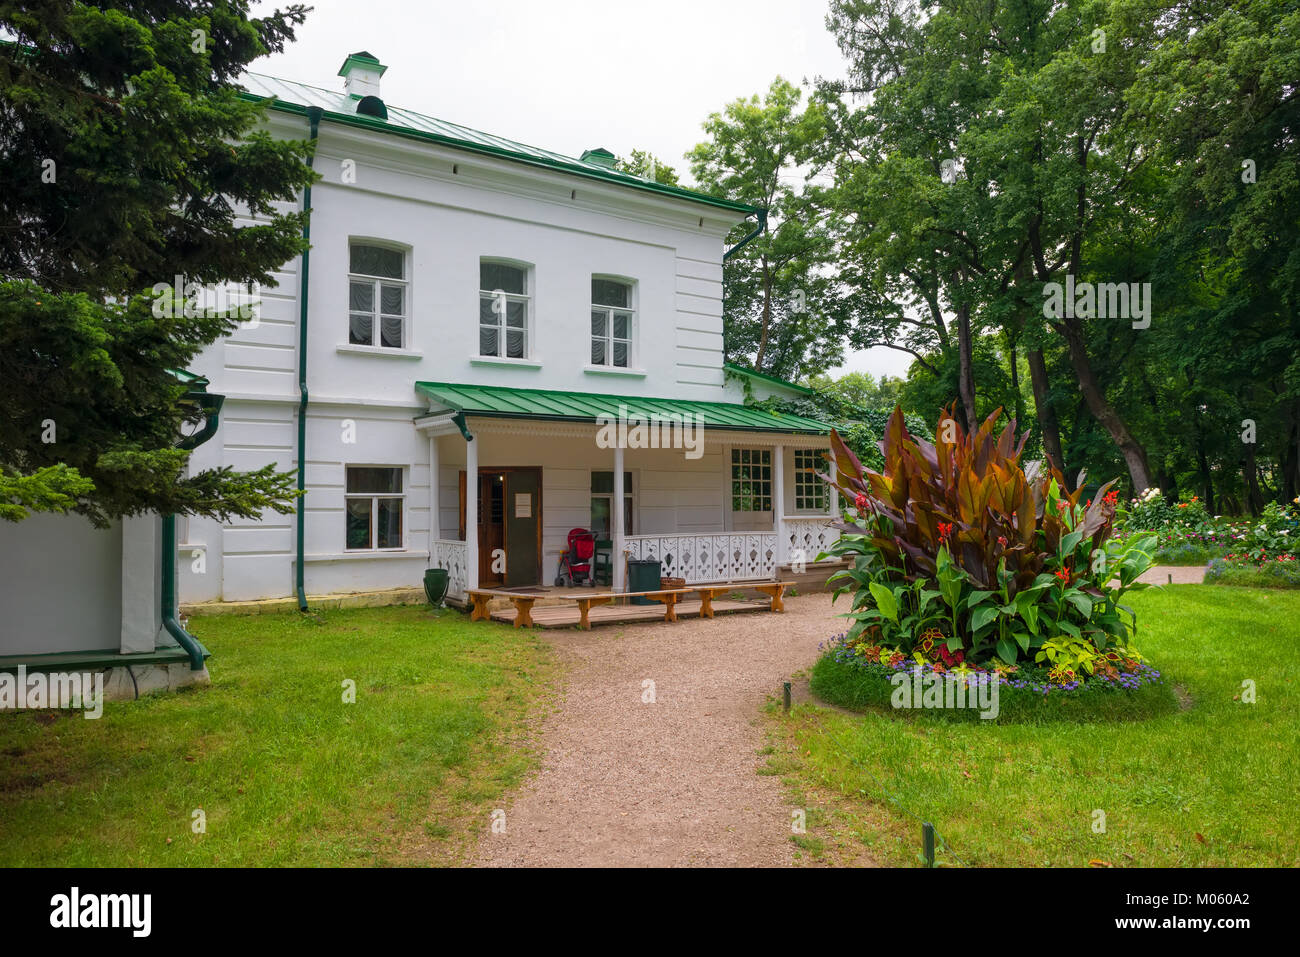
1138 564 1207 585
472 593 842 867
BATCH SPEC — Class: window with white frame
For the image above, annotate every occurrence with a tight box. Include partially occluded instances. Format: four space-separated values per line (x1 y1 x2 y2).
345 467 404 550
794 448 828 511
731 448 772 512
479 261 530 358
348 243 407 348
590 278 634 367
590 471 633 538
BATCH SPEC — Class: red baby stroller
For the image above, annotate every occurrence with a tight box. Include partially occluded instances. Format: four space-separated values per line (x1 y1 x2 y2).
555 528 596 586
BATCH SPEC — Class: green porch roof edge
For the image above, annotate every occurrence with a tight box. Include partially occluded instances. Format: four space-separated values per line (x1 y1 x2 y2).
415 382 831 435
723 362 815 396
238 74 759 216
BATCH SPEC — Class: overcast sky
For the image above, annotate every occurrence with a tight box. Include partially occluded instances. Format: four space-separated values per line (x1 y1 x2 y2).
250 0 911 380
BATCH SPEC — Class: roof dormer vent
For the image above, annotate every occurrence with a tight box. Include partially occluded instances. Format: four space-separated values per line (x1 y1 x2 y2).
580 147 618 169
338 51 387 99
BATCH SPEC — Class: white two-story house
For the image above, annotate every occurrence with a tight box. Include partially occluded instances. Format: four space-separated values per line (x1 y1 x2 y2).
178 51 838 608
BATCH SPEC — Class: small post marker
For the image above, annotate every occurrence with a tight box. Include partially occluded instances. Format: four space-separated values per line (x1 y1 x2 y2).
783 681 792 712
1168 573 1173 585
922 822 936 868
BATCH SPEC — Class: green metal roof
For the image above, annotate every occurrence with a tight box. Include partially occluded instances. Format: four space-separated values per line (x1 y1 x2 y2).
724 362 815 396
239 72 759 215
415 382 831 435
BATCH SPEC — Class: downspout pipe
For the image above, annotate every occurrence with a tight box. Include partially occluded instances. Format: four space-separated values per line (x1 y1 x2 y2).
296 106 323 612
723 208 767 261
163 391 225 671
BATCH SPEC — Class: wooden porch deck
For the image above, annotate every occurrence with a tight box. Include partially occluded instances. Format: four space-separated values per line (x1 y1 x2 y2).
489 596 769 629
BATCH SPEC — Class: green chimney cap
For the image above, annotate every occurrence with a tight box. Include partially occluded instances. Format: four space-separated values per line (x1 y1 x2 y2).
338 51 387 77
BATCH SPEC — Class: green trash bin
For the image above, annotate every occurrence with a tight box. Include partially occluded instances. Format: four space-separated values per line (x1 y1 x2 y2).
423 568 449 605
627 558 661 604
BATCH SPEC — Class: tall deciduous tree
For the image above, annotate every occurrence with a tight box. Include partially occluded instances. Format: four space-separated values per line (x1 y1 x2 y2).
0 0 317 525
688 77 846 380
822 0 1163 490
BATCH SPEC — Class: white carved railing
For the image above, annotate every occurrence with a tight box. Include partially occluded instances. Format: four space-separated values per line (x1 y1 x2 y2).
432 539 468 600
625 534 777 583
784 516 841 564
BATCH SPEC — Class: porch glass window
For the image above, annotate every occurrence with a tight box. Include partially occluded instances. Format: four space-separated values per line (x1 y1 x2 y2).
590 471 633 537
794 448 828 511
590 278 634 367
345 467 404 550
348 243 406 348
731 448 772 511
479 261 529 359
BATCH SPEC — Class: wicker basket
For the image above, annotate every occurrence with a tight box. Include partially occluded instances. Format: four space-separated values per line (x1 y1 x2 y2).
661 576 687 590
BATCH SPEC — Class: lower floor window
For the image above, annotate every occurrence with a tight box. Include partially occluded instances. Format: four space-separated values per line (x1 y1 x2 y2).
794 448 828 511
731 448 772 511
346 466 404 550
590 471 633 538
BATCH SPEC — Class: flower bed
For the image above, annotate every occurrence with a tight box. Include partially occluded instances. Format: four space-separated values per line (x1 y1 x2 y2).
1204 556 1300 589
812 632 1176 723
1115 496 1300 565
812 405 1172 721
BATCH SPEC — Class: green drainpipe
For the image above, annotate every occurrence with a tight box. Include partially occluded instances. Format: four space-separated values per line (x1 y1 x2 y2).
163 390 225 671
723 208 767 260
296 106 323 612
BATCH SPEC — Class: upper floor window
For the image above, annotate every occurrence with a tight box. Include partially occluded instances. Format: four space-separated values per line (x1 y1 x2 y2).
590 278 634 368
349 242 407 349
794 448 828 511
479 261 530 359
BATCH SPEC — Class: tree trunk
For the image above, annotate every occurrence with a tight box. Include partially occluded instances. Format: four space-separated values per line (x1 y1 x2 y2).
1060 319 1152 491
1006 332 1025 428
1194 420 1216 514
1284 401 1300 504
1027 348 1067 479
1243 441 1264 515
956 298 977 430
756 258 772 368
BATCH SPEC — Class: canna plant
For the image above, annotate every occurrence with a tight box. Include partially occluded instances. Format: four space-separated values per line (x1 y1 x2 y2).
820 405 1156 667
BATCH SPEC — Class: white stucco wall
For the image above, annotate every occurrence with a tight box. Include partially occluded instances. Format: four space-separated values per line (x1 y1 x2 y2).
0 513 164 658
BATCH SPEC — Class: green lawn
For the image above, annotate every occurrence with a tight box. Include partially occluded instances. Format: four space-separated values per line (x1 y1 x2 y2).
0 605 554 866
768 586 1300 867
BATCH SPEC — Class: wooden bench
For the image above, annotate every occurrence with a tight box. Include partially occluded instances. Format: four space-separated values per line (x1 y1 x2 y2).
466 589 538 628
467 581 788 629
695 582 786 616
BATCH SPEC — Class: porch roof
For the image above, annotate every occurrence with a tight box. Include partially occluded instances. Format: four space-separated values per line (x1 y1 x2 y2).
414 381 831 435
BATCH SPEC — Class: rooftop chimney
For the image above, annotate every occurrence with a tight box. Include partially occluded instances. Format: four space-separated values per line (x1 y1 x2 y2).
338 51 387 99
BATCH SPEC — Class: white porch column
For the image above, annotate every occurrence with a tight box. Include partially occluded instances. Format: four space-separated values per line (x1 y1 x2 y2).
427 433 440 563
773 443 787 568
827 445 840 516
613 445 625 591
465 434 479 591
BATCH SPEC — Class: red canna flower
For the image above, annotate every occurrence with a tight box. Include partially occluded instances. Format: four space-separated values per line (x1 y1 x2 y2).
854 493 869 511
997 535 1009 547
937 522 953 542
